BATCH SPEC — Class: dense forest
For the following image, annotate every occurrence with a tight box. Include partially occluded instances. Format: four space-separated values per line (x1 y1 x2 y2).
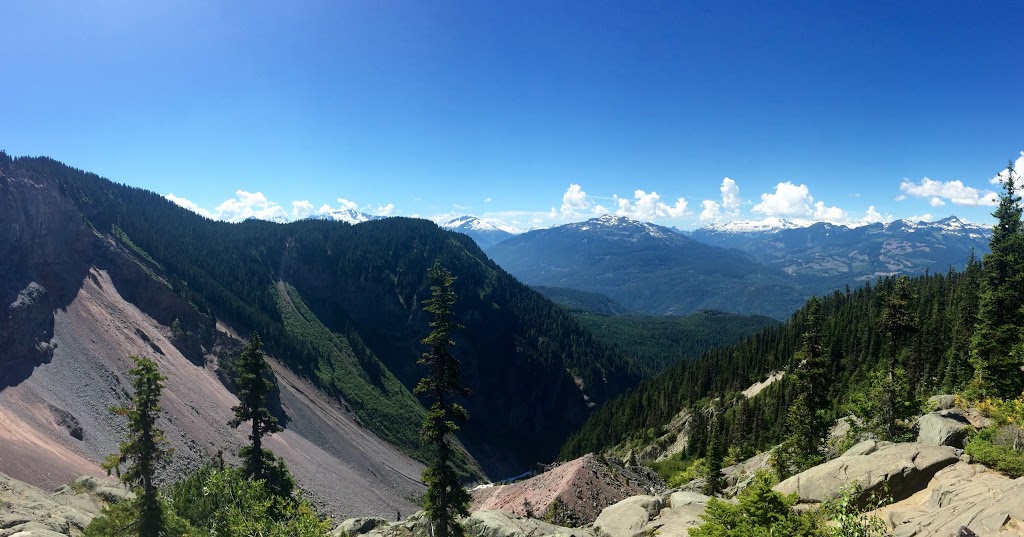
562 162 1024 470
560 264 982 459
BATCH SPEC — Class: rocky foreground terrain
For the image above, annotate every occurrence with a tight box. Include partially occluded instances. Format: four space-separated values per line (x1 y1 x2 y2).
6 398 1023 536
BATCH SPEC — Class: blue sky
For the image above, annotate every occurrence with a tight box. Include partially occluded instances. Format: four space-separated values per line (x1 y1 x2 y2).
1 0 1021 230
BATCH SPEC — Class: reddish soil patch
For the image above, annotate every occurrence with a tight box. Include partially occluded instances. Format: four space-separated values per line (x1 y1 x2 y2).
471 454 661 524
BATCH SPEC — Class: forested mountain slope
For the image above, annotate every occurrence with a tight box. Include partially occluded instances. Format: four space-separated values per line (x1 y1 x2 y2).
0 153 641 481
562 262 984 460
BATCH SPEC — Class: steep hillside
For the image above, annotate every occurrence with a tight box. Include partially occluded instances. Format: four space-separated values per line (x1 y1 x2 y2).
487 215 812 319
0 154 641 493
0 160 424 517
561 263 983 460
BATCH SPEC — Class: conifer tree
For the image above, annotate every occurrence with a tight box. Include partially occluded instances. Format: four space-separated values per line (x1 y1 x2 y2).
703 409 725 496
416 261 472 537
229 334 290 496
879 275 916 439
773 299 828 478
971 161 1024 398
103 356 171 537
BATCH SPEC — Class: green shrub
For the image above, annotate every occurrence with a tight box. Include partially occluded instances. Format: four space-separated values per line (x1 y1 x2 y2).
965 426 1024 477
167 466 330 536
84 498 195 537
820 482 890 537
689 471 821 537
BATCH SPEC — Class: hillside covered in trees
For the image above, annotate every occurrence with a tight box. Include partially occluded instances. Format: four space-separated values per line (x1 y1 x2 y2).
0 152 645 477
562 162 1024 468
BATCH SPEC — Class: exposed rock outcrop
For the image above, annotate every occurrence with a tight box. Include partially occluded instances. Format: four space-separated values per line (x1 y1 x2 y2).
465 510 594 537
0 472 125 537
918 410 975 448
877 461 1024 536
593 495 663 537
774 442 960 505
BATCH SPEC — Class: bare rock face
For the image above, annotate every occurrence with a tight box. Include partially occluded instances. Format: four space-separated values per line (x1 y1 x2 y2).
917 410 975 448
774 442 960 505
464 510 594 537
0 471 124 537
878 462 1024 536
0 167 94 387
593 495 664 537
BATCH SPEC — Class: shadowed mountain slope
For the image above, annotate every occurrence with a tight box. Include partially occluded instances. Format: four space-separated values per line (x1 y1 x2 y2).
0 153 641 496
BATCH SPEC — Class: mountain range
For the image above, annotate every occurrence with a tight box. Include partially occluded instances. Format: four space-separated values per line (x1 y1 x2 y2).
441 216 519 249
486 215 811 319
486 215 992 319
685 216 991 286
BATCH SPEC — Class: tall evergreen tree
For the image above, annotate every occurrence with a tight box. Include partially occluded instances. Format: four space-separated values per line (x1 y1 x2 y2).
416 262 472 537
703 408 725 496
773 298 828 478
879 276 916 439
971 161 1024 398
103 356 171 537
228 334 287 494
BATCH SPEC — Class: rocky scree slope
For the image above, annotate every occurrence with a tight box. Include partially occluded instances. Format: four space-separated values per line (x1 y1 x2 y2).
0 162 426 517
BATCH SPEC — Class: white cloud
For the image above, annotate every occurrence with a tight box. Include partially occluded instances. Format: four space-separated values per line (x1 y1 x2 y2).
861 205 891 225
291 200 317 219
699 200 722 222
721 177 740 211
483 197 492 203
899 177 998 206
929 197 945 207
166 191 394 223
908 213 934 222
699 177 742 223
752 182 813 217
374 203 396 216
212 190 289 222
614 189 689 219
165 193 214 219
592 204 609 215
813 201 847 221
560 184 592 217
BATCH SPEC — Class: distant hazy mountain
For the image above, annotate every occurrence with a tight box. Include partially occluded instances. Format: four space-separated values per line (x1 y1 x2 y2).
440 216 521 249
487 215 809 319
686 216 991 286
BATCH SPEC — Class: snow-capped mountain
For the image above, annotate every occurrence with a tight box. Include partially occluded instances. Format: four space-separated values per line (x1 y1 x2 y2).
687 216 992 284
441 216 521 249
695 217 808 234
304 208 386 224
487 215 806 318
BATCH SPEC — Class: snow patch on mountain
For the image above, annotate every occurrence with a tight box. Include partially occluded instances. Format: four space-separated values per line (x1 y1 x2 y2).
304 208 384 224
442 216 524 235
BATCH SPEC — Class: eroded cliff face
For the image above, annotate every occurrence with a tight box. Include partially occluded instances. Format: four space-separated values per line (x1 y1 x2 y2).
0 163 425 518
1 169 95 386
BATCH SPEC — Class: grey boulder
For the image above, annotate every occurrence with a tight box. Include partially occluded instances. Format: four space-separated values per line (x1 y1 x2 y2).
774 442 959 504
